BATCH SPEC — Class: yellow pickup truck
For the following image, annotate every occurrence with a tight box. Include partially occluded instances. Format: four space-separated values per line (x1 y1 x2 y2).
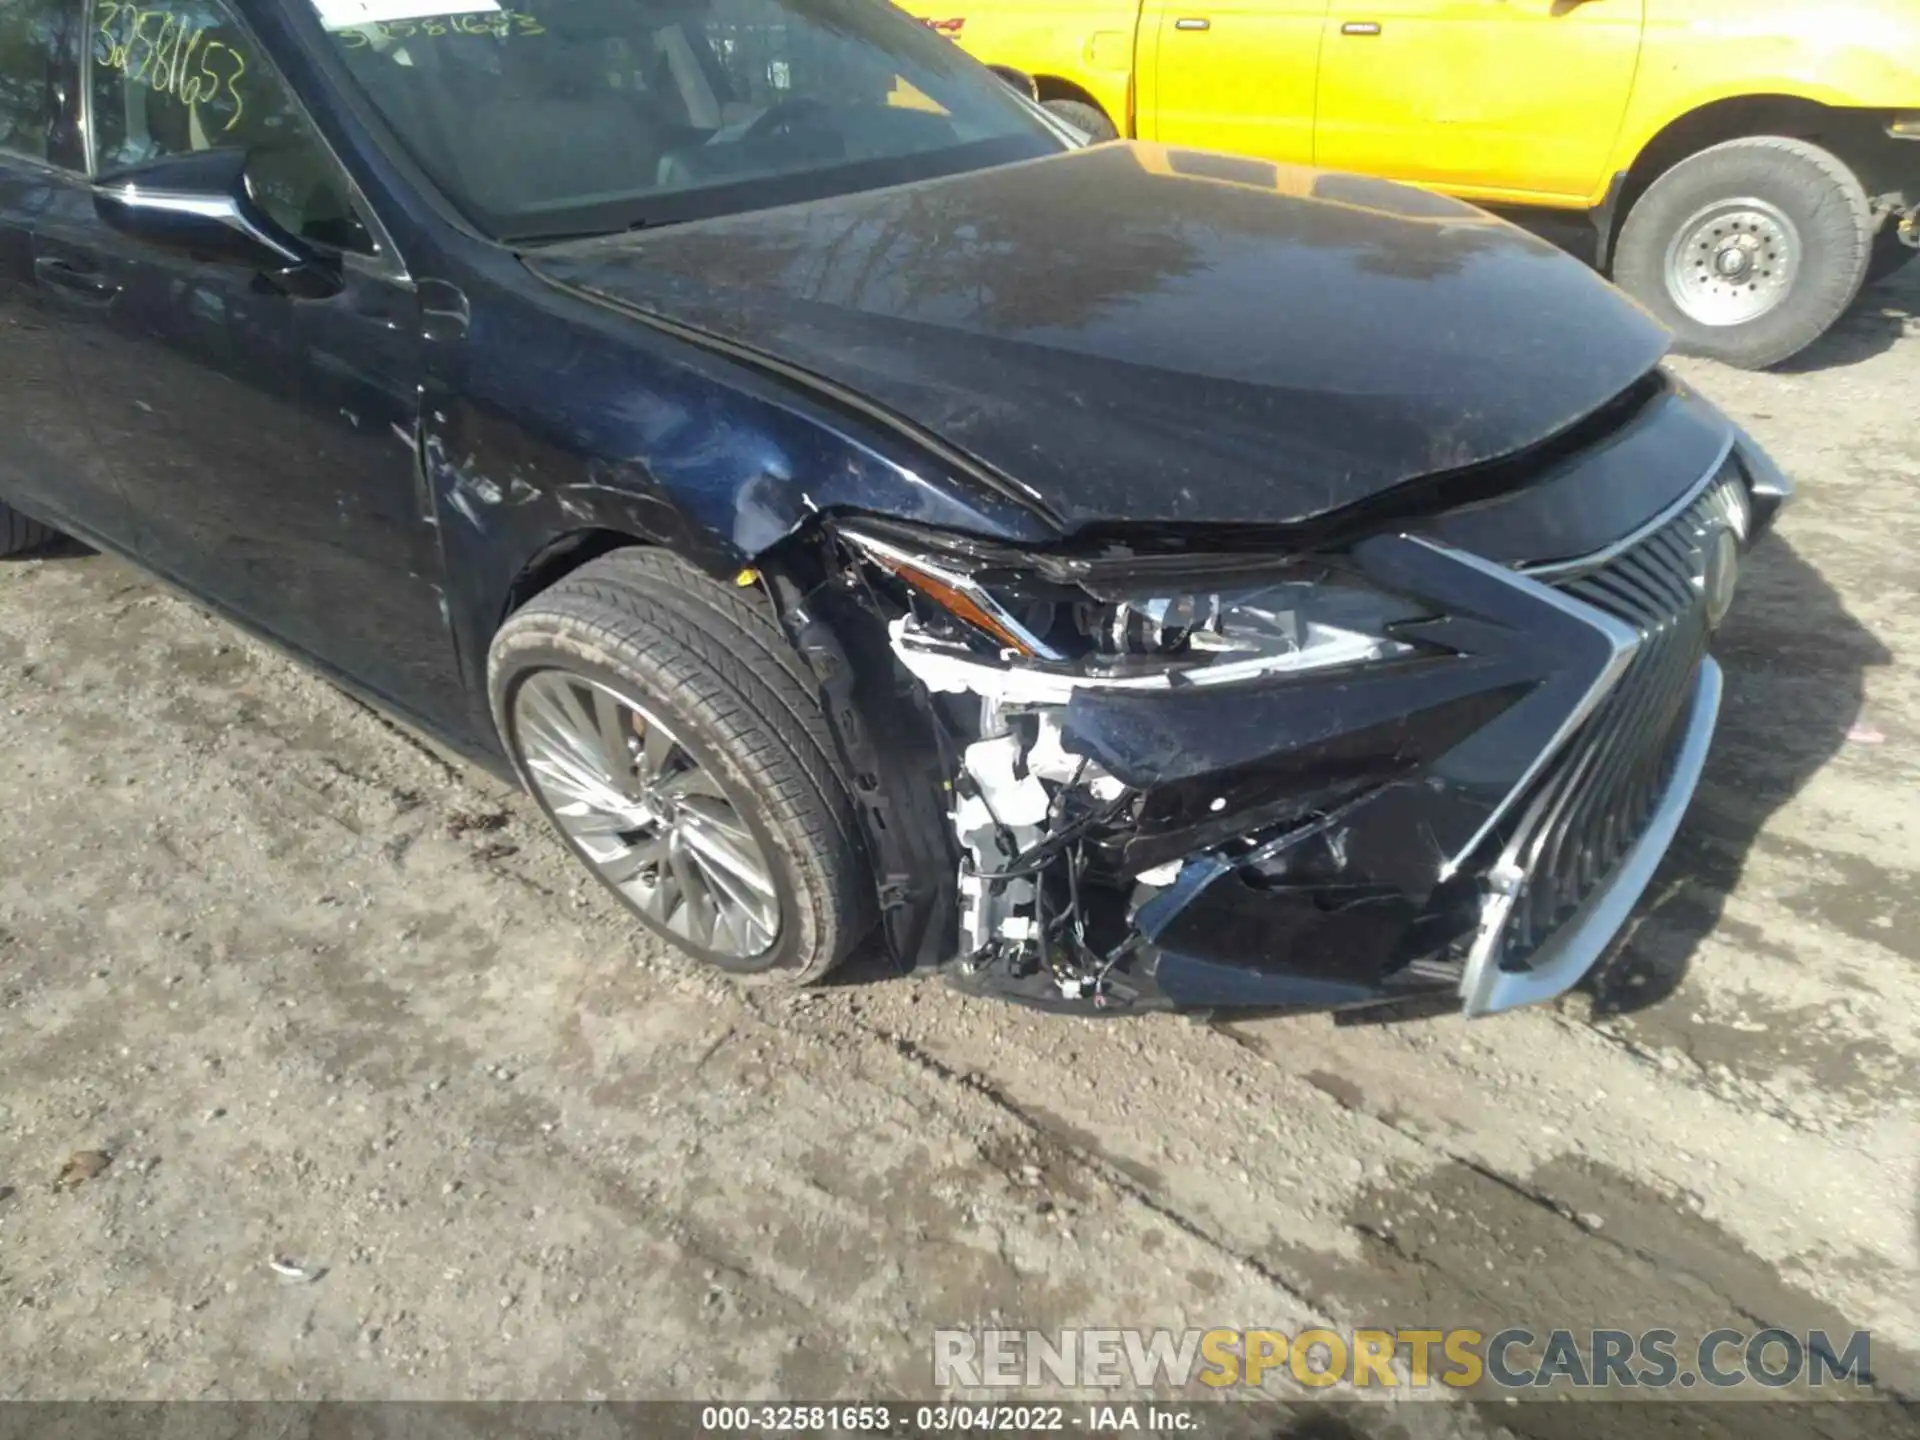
899 0 1920 369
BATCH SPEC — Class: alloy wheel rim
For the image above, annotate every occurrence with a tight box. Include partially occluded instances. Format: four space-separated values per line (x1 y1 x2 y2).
1664 197 1801 328
513 670 781 958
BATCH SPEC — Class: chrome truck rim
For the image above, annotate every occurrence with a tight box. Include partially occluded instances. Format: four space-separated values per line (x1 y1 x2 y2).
513 671 780 957
1664 197 1801 328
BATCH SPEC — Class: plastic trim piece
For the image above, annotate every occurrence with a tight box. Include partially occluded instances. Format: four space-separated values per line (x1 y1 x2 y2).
1519 431 1735 582
1411 538 1641 882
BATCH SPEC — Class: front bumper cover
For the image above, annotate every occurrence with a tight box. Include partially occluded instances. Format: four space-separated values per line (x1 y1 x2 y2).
836 393 1790 1019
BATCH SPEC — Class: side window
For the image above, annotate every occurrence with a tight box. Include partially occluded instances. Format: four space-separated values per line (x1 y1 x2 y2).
0 0 76 161
88 0 371 249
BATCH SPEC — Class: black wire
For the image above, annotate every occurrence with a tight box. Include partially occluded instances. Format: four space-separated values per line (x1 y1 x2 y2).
1033 847 1053 978
1066 839 1086 950
961 748 1120 990
1052 759 1090 825
973 791 1130 881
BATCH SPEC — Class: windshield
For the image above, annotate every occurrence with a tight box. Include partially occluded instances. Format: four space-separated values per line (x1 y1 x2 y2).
311 0 1066 240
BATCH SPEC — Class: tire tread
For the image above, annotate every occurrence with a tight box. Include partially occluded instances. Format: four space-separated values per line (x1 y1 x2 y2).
0 502 55 558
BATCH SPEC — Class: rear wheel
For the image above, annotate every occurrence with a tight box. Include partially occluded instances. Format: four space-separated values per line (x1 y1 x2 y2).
1043 98 1117 143
1612 136 1873 369
488 548 872 984
0 500 56 557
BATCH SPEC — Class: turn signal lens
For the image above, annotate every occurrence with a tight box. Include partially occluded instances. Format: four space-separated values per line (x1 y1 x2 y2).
868 553 1037 657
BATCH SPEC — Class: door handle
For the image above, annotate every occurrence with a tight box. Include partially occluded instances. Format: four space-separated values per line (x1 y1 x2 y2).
1173 17 1210 30
34 256 120 304
1341 21 1383 35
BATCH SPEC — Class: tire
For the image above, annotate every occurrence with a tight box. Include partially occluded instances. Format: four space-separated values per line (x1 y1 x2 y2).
1612 136 1873 370
1865 224 1918 289
1 500 56 557
488 548 873 985
1043 98 1117 144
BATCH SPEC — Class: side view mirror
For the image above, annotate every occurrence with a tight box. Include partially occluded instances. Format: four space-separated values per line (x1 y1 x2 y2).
986 65 1040 101
92 148 342 299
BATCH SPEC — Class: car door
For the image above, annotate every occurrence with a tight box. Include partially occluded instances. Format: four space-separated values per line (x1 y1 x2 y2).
44 0 466 732
1315 0 1646 203
1140 0 1331 165
0 0 134 542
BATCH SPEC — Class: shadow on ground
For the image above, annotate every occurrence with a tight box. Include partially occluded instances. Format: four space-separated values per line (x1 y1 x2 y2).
14 535 96 562
1275 1152 1920 1439
1586 534 1893 1015
1777 264 1919 373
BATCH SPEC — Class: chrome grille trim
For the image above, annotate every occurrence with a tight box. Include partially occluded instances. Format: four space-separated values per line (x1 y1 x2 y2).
1457 465 1752 1014
1461 659 1721 1017
1424 438 1739 882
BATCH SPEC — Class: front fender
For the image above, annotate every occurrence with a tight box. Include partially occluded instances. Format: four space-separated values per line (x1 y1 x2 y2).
423 275 1062 743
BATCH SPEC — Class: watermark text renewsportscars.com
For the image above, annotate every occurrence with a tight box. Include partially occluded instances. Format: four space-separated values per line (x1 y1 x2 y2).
933 1327 1876 1393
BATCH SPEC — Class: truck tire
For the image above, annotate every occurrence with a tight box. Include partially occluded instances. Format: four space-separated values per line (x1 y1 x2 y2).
1 500 56 557
1612 136 1873 370
1865 225 1918 289
1044 99 1117 143
489 548 873 985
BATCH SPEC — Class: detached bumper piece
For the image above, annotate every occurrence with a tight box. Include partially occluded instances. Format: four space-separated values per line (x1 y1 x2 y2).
858 429 1782 1019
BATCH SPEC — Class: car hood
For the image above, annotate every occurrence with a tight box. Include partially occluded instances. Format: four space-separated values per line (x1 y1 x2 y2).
527 143 1671 533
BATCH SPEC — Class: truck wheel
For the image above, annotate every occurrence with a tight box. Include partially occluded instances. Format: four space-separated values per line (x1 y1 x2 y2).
1043 99 1117 143
1 500 56 557
489 548 873 985
1612 136 1873 370
1865 225 1918 289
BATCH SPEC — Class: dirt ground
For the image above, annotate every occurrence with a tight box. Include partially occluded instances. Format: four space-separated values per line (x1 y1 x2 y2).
2 265 1917 1437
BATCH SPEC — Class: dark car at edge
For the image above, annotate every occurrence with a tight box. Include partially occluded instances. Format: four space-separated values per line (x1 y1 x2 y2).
0 0 1791 1018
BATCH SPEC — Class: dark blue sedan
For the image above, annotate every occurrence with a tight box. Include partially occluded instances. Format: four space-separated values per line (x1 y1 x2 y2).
0 0 1788 1017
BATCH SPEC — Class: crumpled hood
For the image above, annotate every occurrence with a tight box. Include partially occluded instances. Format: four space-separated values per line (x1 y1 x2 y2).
528 143 1671 532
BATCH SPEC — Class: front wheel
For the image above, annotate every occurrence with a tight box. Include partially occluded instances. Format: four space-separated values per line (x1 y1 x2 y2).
0 500 57 557
1612 136 1873 370
489 549 873 984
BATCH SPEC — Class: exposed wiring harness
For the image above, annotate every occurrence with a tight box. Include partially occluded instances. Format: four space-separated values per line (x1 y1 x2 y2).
963 756 1128 992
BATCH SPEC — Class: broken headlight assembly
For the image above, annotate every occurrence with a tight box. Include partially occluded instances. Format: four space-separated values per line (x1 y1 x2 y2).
840 521 1428 687
836 520 1438 1006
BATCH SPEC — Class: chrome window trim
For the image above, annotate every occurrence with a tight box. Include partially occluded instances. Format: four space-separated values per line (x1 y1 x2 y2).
77 0 93 178
1458 658 1722 1016
1519 430 1737 582
1412 537 1642 884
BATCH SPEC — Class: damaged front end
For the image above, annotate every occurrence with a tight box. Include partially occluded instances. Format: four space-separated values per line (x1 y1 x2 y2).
837 522 1443 1015
789 435 1784 1020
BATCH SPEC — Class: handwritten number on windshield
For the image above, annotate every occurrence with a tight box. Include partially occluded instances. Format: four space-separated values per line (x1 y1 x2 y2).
335 11 546 46
96 1 248 131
